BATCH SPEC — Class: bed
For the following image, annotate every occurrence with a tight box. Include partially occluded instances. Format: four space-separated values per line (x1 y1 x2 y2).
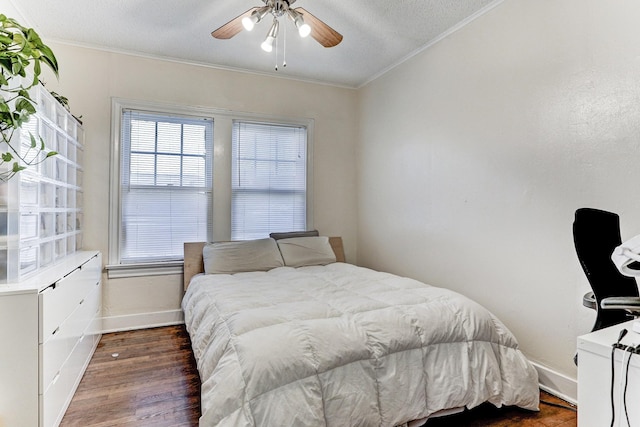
181 236 539 427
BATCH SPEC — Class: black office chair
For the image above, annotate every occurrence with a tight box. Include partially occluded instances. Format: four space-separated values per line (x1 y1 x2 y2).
573 208 640 333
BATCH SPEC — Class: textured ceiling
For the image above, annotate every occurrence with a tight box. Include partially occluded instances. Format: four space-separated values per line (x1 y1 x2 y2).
8 0 501 88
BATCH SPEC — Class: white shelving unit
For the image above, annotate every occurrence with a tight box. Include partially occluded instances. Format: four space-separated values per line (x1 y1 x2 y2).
0 84 84 283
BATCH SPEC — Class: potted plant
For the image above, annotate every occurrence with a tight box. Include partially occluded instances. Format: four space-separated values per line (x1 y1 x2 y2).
0 14 59 180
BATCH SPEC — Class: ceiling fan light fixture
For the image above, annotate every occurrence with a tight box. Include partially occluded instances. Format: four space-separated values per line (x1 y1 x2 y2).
242 6 270 31
298 22 311 38
261 18 279 52
287 9 311 38
261 36 275 52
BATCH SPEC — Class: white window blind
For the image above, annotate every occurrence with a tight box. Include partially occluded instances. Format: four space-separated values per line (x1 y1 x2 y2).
120 110 213 263
232 121 307 240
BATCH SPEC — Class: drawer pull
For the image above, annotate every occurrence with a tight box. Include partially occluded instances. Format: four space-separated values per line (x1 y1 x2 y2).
40 283 56 294
79 298 85 305
63 266 81 278
52 371 61 385
52 326 60 336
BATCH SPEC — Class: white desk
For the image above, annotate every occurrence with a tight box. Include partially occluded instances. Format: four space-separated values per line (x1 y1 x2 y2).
578 320 640 427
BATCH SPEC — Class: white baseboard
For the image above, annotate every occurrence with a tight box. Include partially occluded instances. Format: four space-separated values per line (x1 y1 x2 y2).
101 309 184 333
530 361 577 405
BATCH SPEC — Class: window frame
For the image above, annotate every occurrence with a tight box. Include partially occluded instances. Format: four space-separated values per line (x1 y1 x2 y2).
119 109 213 264
107 98 314 278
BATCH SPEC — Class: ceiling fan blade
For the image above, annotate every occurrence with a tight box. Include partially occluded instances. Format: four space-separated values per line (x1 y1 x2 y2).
295 7 343 48
211 7 259 40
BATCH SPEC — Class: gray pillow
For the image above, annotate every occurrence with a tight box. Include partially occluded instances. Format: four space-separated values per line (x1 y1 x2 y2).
276 236 336 267
269 230 319 240
203 238 284 274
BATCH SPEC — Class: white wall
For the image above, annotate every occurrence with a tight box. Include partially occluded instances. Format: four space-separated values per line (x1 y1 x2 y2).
357 0 640 400
39 44 358 329
3 2 20 20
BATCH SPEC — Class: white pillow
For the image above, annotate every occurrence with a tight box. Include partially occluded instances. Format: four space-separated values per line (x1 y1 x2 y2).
277 236 337 267
203 238 284 274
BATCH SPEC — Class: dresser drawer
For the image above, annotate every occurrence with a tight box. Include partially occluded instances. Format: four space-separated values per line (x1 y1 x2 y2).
39 282 101 394
39 321 74 394
39 254 100 343
78 254 101 286
40 364 70 427
40 350 75 427
40 318 99 427
39 272 84 343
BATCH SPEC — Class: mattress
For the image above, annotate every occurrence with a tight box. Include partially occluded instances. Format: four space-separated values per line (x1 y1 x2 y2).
182 262 539 426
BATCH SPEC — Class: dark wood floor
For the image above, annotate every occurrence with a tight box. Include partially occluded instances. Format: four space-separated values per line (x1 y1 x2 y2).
61 325 577 427
60 325 201 427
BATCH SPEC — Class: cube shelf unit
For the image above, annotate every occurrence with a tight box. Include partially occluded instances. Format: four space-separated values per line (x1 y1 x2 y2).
0 84 84 283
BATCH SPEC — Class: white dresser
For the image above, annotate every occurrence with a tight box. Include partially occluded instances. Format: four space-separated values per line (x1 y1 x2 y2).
0 250 101 427
577 320 640 427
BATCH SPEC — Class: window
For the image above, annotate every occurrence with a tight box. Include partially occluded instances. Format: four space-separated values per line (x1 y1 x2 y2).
232 121 307 240
108 99 313 277
119 109 213 263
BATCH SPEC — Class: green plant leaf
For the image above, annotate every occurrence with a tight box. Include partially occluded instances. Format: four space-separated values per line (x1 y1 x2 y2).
38 44 58 76
26 28 37 42
15 98 36 114
33 57 40 76
0 58 11 74
11 57 21 75
0 14 67 179
12 33 25 50
46 151 57 157
17 89 31 101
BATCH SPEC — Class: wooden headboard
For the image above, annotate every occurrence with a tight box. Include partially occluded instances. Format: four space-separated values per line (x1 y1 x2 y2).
183 237 346 291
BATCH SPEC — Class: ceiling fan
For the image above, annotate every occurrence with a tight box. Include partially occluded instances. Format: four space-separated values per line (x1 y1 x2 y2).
211 0 343 53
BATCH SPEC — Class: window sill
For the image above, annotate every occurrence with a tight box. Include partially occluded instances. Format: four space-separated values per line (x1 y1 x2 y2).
105 261 184 279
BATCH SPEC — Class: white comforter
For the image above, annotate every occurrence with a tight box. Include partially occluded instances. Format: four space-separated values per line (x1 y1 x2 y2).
182 263 539 427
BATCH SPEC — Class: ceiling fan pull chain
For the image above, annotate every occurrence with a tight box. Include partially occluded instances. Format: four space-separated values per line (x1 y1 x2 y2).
283 23 287 68
275 32 279 71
